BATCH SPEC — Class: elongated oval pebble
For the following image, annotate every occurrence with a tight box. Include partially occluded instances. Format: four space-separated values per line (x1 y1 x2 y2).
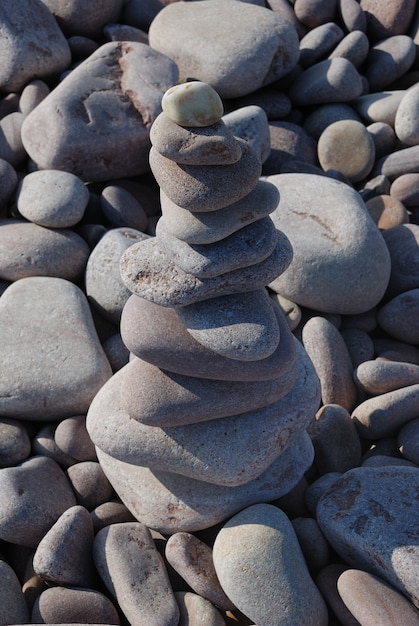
162 81 223 127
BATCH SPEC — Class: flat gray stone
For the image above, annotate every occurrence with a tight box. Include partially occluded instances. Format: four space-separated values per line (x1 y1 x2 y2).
0 0 71 92
0 276 112 419
288 58 363 106
149 0 299 98
85 227 149 324
268 173 391 314
120 294 296 381
86 339 319 486
120 233 293 307
159 179 278 245
156 217 278 279
212 504 328 625
21 41 178 182
317 466 419 609
96 431 315 534
93 522 179 626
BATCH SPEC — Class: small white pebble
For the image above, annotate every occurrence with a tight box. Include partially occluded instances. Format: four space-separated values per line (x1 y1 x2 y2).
162 81 223 127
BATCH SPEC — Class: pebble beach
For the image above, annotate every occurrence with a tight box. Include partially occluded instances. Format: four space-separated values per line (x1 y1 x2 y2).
0 0 419 624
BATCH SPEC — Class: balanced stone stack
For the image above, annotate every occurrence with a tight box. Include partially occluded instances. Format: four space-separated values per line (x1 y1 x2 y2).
86 82 321 534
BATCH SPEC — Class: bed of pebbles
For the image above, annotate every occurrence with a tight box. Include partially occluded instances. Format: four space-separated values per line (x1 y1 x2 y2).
0 0 419 624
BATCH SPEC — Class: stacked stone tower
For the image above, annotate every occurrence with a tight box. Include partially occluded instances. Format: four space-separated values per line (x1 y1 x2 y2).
87 82 320 534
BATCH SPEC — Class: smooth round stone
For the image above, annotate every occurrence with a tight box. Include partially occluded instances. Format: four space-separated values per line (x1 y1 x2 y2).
354 359 419 395
299 22 344 68
353 90 405 126
231 87 292 121
328 30 370 67
54 416 96 462
33 423 79 469
93 522 179 626
31 586 121 625
150 113 241 165
351 384 419 439
222 105 271 164
21 42 178 182
90 500 136 533
0 158 18 209
85 227 149 324
290 517 330 573
0 112 27 167
360 0 416 40
303 102 362 141
0 560 30 625
120 234 293 307
374 337 419 365
212 503 328 625
95 432 315 534
0 456 77 547
0 277 111 420
267 174 391 314
67 34 100 59
177 289 279 362
365 194 409 228
378 289 419 343
361 454 417 469
338 568 419 626
338 0 367 32
119 0 163 32
100 185 148 231
390 173 419 206
317 119 375 182
340 327 375 368
175 591 226 626
159 179 278 244
0 219 89 282
149 0 299 98
382 224 419 298
120 294 296 381
18 79 50 115
101 333 130 374
40 0 124 37
294 0 336 27
66 462 114 511
103 22 149 44
302 316 357 411
120 353 297 428
0 0 71 92
398 418 419 465
87 340 319 486
373 145 419 181
161 82 223 128
394 83 419 145
308 404 362 474
32 506 95 587
288 58 363 106
270 293 302 331
166 534 235 611
0 418 31 467
316 563 362 626
364 36 416 91
149 138 261 212
367 122 398 159
262 120 317 176
316 466 419 609
157 217 278 279
16 170 89 228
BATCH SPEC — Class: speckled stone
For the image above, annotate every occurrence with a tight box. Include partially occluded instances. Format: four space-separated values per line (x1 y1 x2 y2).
0 456 77 547
340 327 375 368
212 503 328 625
66 462 114 511
120 294 296 381
354 359 419 394
158 179 278 245
317 466 419 609
150 113 241 165
352 383 419 439
148 0 300 98
0 277 112 420
16 170 89 228
165 533 235 611
317 119 375 182
268 174 391 314
32 505 95 587
378 289 419 343
93 522 179 626
120 233 293 307
86 340 319 486
175 591 226 626
95 432 315 534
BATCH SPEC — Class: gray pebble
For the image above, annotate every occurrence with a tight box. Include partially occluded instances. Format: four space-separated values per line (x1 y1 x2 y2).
66 461 114 511
175 591 226 626
0 559 30 625
288 58 363 106
38 0 124 38
398 418 419 464
18 80 50 116
100 185 148 231
54 416 96 463
0 418 31 468
31 586 120 625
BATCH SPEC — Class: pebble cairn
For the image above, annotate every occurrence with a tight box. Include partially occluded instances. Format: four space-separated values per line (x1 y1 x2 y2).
87 82 321 534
